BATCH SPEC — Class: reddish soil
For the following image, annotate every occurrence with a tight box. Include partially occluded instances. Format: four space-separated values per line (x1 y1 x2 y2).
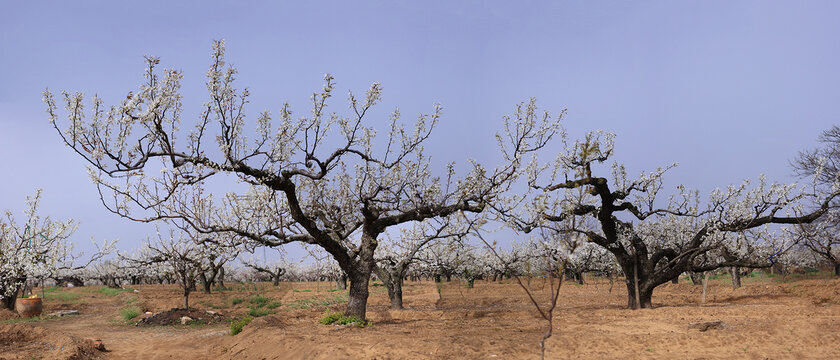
1 275 839 359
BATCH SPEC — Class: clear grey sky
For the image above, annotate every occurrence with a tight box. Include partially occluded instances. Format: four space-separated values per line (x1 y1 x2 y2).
1 1 838 256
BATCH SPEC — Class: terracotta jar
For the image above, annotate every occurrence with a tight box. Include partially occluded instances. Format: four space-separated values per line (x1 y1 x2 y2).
15 297 43 317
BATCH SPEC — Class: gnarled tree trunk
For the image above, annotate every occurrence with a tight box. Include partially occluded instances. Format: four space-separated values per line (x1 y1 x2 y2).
345 268 372 319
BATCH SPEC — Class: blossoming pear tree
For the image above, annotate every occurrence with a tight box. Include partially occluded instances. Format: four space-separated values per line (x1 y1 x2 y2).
791 125 840 276
516 125 840 309
44 40 557 319
374 216 474 309
0 190 113 309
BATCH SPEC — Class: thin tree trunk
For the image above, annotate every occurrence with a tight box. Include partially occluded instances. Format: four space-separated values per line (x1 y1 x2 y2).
336 273 347 290
217 267 226 288
633 261 641 310
388 279 404 309
729 266 741 289
701 272 710 305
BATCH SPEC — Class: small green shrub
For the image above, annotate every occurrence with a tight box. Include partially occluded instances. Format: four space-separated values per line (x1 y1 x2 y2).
247 306 273 317
248 295 271 306
319 310 369 327
230 316 254 335
231 297 245 305
266 301 282 309
120 306 141 321
319 310 343 324
42 288 82 303
287 293 348 309
293 289 312 293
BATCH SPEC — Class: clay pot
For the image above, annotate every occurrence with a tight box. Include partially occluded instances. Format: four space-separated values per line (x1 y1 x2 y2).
15 297 43 318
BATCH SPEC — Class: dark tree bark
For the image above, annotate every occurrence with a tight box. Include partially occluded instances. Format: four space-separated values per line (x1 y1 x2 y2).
376 266 404 309
346 269 371 318
688 272 704 285
245 263 285 286
199 272 211 294
183 286 191 309
1 284 20 310
535 166 839 309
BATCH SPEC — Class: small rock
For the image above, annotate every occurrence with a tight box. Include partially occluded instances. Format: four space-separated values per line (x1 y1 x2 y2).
206 310 218 315
84 338 105 351
180 316 193 325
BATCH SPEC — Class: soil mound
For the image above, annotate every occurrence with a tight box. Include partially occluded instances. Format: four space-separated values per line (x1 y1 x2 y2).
0 324 100 360
136 308 224 326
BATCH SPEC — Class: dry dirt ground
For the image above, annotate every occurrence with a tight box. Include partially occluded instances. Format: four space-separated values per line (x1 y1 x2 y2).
2 274 840 359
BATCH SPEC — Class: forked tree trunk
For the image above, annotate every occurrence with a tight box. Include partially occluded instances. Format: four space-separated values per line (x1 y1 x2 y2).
200 273 212 294
620 259 654 309
375 266 405 310
688 272 704 285
624 280 653 309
